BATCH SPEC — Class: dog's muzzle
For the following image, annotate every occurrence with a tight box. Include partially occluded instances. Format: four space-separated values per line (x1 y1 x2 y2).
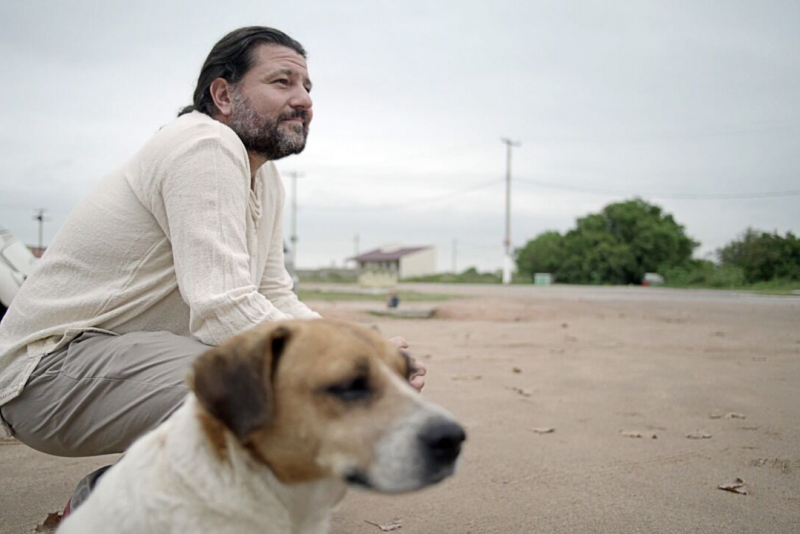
353 410 466 493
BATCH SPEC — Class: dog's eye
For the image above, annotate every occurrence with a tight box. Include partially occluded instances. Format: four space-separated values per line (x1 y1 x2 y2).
327 376 371 402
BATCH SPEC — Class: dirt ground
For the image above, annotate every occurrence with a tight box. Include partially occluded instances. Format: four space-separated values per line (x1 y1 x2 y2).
2 284 799 533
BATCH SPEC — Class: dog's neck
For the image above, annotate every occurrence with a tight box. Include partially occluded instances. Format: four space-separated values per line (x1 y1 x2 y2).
164 395 347 533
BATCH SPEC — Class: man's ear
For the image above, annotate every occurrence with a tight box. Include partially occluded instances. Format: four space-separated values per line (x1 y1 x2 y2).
191 326 292 440
209 77 234 117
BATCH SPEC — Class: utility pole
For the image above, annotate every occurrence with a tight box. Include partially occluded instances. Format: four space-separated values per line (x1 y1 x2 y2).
500 138 521 285
452 238 457 273
354 233 360 256
285 171 303 269
32 208 50 253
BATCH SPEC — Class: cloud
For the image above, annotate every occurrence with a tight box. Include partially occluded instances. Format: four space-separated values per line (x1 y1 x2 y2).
1 1 798 271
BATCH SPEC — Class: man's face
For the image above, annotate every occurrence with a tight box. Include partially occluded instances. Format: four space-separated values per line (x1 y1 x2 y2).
227 44 313 161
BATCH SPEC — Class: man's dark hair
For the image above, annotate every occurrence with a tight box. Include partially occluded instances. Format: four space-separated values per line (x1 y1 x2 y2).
178 26 306 117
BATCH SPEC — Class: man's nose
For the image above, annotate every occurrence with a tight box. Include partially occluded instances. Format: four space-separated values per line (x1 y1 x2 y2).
290 86 312 111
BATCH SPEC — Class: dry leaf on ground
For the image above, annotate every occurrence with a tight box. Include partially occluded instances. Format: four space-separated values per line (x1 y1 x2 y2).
710 411 746 420
365 519 402 531
34 512 62 533
717 478 748 495
531 427 555 434
620 430 658 439
507 386 532 397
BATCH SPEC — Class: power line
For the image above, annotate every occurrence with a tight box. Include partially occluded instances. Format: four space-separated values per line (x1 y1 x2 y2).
515 177 800 200
525 119 800 145
307 177 505 212
299 174 799 214
654 189 800 200
304 142 491 172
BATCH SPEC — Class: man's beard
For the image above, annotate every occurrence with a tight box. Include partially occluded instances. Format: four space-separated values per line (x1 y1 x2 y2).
228 89 309 161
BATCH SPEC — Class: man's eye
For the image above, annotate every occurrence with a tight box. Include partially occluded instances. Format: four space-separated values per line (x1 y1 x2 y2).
274 79 290 86
327 377 371 402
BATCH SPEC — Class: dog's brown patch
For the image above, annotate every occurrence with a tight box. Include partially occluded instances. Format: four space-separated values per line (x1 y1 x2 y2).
197 408 229 461
191 327 290 440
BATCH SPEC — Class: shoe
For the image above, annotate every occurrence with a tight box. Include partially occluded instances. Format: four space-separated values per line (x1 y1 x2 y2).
62 464 113 518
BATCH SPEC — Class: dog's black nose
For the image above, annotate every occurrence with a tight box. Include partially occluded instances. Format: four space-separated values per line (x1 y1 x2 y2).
418 420 466 464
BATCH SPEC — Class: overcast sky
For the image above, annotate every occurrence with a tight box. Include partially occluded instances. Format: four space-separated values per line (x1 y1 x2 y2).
1 1 798 271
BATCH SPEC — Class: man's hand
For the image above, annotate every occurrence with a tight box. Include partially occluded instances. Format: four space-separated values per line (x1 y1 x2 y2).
388 336 427 392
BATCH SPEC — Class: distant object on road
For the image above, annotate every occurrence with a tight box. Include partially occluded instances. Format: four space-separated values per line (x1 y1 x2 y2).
0 226 38 319
642 272 665 286
534 273 553 286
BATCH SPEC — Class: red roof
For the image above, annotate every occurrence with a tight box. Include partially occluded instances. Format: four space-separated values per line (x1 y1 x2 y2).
351 246 430 262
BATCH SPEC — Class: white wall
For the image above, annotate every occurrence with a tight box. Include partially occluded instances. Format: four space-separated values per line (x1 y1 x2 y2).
399 248 436 279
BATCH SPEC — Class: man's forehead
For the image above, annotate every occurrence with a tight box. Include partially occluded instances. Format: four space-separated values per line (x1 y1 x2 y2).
250 44 309 75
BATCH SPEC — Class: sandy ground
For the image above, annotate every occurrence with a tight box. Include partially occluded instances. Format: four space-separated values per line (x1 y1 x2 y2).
2 284 799 533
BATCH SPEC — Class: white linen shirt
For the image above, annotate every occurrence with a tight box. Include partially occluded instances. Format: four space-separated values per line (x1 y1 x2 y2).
0 111 318 433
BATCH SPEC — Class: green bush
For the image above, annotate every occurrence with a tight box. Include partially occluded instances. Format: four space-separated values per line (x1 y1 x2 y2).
515 231 565 276
718 229 800 283
406 267 501 284
706 264 747 288
748 278 800 292
516 198 698 285
661 260 715 286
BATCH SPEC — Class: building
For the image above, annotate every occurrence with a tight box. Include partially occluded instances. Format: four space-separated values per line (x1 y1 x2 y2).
350 244 436 286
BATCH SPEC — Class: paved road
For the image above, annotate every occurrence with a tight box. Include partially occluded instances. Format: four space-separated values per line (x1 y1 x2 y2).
309 281 800 306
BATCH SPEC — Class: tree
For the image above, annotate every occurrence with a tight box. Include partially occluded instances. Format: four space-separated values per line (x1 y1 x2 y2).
516 198 698 284
718 229 800 283
515 231 565 278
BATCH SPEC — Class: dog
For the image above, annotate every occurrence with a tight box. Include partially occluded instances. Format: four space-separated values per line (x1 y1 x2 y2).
58 319 466 534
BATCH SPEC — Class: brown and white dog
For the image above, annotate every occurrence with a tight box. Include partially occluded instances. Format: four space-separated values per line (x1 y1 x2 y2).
58 319 465 534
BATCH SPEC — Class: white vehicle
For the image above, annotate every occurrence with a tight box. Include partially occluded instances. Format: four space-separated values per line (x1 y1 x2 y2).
0 226 37 320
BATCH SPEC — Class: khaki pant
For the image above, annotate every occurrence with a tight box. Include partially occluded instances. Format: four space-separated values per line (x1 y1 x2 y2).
0 331 209 457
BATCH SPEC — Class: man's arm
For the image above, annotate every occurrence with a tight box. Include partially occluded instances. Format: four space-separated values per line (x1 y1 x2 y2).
153 134 293 345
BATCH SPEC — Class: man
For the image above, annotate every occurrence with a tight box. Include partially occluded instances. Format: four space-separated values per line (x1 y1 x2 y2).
0 26 425 510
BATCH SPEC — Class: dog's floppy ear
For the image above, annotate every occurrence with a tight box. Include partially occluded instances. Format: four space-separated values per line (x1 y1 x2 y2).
191 325 292 440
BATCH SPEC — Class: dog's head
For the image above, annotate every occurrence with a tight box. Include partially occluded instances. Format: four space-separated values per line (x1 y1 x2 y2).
190 319 465 493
